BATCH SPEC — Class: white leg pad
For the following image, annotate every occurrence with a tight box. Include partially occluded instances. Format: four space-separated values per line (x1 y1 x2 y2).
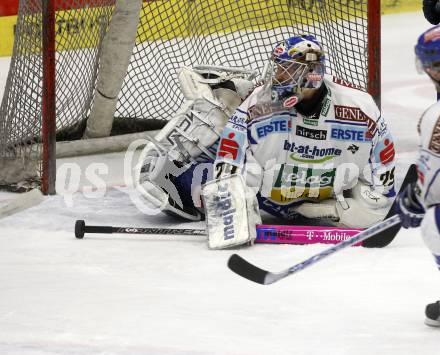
202 174 261 249
0 189 44 219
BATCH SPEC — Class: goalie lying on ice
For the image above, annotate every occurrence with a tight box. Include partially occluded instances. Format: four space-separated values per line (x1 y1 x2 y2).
135 35 396 249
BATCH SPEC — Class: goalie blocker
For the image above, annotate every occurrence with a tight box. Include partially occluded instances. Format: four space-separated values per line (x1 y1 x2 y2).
202 174 261 249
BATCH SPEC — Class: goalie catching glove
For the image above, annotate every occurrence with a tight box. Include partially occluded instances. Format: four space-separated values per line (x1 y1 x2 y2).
202 174 261 249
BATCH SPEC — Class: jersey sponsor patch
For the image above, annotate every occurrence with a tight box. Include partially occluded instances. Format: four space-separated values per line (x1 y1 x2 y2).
347 144 359 154
296 125 327 140
429 116 440 154
365 118 377 139
283 140 342 163
379 137 395 165
217 127 246 165
228 111 247 131
248 103 283 121
334 105 370 122
332 76 363 91
303 117 319 126
330 125 371 142
321 97 331 116
333 105 377 138
270 165 336 203
254 116 291 138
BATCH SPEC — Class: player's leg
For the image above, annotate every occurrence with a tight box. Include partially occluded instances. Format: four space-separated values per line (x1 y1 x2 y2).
139 156 210 221
425 301 440 327
420 205 440 327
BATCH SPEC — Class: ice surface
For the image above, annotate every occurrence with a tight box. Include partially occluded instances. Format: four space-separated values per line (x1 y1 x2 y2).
0 11 440 355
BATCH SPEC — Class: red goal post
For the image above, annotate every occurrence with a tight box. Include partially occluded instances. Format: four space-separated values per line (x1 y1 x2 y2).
0 0 381 195
42 0 56 195
368 0 381 107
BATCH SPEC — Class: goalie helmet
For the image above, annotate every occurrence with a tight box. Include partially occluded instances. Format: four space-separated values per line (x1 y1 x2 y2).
270 35 325 107
415 25 440 81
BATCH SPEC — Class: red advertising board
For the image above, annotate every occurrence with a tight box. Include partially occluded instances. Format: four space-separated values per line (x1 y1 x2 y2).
0 0 18 17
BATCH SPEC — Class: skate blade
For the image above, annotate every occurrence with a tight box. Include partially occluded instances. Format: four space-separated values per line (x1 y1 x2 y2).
424 318 440 327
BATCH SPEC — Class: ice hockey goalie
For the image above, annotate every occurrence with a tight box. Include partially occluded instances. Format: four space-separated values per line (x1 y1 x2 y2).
135 35 396 250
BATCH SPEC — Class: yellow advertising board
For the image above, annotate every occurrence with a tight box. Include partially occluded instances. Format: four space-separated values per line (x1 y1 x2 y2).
0 16 16 56
0 0 423 57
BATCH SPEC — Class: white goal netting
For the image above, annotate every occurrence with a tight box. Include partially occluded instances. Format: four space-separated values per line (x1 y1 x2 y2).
0 0 376 192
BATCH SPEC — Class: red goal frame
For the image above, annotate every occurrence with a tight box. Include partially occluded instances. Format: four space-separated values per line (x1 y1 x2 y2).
39 0 382 195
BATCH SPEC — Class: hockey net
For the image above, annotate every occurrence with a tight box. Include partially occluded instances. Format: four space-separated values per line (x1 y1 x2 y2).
0 0 380 194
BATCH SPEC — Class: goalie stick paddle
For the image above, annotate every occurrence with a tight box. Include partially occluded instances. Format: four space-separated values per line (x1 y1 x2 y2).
227 214 402 285
362 164 417 248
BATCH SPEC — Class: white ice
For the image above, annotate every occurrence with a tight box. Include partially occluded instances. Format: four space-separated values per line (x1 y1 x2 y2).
1 11 440 355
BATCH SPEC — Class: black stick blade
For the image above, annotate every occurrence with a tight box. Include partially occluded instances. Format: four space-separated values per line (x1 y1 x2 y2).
227 254 269 285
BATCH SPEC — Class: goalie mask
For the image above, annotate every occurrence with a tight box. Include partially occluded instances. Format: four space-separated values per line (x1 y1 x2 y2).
270 35 325 107
415 25 440 83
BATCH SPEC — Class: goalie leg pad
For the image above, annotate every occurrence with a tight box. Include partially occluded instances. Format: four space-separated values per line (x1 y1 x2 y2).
202 174 261 249
138 154 210 221
293 199 338 220
335 182 392 228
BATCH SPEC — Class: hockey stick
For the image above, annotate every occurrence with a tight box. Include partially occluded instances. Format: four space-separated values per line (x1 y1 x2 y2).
74 220 363 246
75 165 417 245
227 214 401 285
74 220 206 239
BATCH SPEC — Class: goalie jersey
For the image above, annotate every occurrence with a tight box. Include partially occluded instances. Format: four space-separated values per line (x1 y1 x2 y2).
215 74 396 219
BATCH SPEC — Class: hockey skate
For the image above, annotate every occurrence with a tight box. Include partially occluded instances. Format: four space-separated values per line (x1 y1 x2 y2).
425 301 440 327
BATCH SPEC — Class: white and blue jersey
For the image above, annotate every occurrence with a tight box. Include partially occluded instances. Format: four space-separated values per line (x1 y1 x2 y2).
214 74 396 219
416 101 440 208
415 96 440 268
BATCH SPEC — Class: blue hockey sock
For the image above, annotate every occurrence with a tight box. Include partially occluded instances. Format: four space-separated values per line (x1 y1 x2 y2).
434 254 440 270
